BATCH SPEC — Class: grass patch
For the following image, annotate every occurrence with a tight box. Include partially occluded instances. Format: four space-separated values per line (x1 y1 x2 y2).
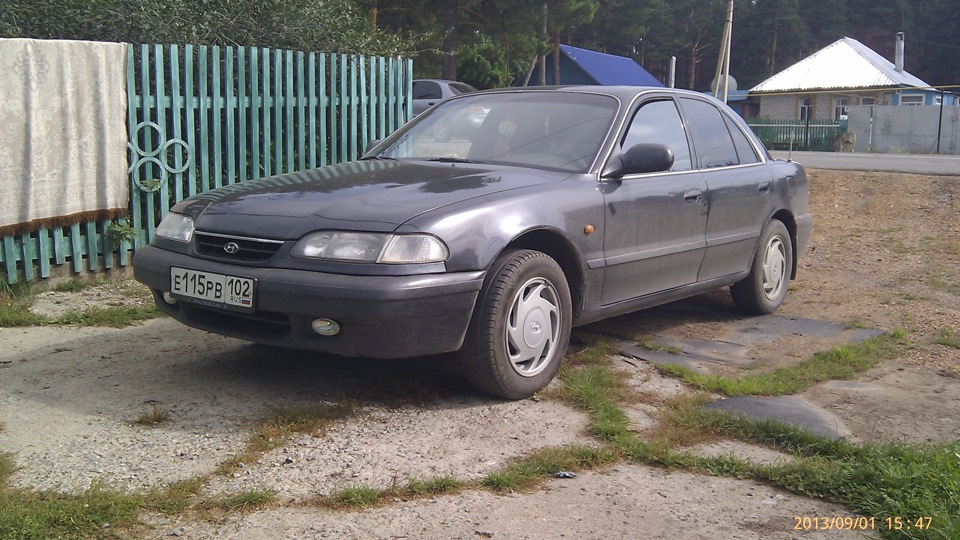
322 475 465 510
144 478 206 515
934 327 960 350
214 489 277 512
52 278 101 293
480 445 618 493
132 405 172 427
636 336 683 355
327 485 382 508
0 483 142 540
54 305 161 328
654 331 906 396
0 298 48 327
929 276 960 296
217 403 352 475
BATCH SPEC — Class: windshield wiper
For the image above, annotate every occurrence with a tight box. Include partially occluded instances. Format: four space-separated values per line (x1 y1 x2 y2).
359 155 398 161
425 157 480 164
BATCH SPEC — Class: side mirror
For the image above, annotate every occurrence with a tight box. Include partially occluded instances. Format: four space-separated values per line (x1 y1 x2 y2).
603 143 674 178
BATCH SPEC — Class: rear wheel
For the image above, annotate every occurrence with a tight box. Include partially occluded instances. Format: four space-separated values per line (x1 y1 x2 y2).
461 250 572 400
731 219 793 314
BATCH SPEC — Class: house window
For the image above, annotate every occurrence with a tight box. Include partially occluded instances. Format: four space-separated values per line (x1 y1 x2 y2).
900 94 924 106
861 97 876 106
798 97 813 121
834 97 849 120
935 95 943 106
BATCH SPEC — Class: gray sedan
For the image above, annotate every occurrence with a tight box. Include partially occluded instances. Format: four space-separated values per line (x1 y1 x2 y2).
133 86 812 399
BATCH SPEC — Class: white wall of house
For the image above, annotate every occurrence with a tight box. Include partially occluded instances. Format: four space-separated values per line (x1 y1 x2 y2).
848 105 960 154
757 92 894 120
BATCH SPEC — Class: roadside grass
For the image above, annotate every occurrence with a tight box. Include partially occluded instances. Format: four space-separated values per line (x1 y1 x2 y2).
54 305 161 328
0 278 161 328
132 405 172 427
653 330 906 396
216 404 353 476
934 327 960 350
1 324 956 538
321 475 465 509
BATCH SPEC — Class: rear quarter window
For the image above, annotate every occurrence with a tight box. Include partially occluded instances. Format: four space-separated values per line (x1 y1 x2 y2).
679 98 740 169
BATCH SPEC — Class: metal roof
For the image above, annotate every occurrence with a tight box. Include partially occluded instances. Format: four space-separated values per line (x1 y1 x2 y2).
559 45 663 87
750 37 929 93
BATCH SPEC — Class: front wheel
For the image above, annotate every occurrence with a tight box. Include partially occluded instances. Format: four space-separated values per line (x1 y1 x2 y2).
461 250 572 400
731 219 793 314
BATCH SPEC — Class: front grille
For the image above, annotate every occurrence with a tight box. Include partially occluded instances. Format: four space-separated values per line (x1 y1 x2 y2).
195 232 284 262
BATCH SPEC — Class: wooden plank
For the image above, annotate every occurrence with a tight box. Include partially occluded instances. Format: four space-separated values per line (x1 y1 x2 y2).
212 46 223 188
70 223 83 273
154 44 169 221
377 56 386 139
53 227 66 265
328 54 337 166
339 55 348 163
349 55 359 160
319 54 327 167
2 237 17 283
308 52 317 169
404 58 413 122
38 227 52 278
85 222 98 271
225 47 236 185
102 220 113 269
170 44 185 204
19 234 34 281
274 49 283 174
296 51 306 172
262 47 272 176
199 45 210 195
126 45 143 249
185 45 198 198
387 57 395 134
285 49 295 171
251 47 261 178
238 47 248 183
358 56 368 153
141 45 157 242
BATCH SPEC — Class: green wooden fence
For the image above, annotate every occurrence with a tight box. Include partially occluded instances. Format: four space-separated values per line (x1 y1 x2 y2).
746 118 846 152
2 44 412 285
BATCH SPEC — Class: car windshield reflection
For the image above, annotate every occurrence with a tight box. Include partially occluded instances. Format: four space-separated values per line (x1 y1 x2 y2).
377 92 618 173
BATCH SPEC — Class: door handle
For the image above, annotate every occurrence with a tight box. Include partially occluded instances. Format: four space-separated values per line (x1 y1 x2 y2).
758 181 771 193
684 189 704 204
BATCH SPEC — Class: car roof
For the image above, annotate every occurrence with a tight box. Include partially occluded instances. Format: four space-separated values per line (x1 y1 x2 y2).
476 85 710 101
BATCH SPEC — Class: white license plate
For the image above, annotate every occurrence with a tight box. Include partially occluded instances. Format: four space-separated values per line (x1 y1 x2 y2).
170 267 254 308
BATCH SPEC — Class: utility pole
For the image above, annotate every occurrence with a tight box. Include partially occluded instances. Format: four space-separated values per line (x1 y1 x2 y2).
711 0 734 102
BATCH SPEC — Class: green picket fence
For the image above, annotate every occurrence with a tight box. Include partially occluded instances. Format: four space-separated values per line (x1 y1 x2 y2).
745 118 845 152
2 44 412 285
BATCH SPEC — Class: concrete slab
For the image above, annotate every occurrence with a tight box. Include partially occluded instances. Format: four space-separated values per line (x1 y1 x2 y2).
704 396 853 440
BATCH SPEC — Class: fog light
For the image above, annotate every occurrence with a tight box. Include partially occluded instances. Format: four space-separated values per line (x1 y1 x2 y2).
311 318 340 336
162 292 177 305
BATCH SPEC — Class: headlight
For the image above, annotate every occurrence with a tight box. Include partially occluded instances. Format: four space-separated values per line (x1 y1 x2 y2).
291 231 448 264
155 212 195 243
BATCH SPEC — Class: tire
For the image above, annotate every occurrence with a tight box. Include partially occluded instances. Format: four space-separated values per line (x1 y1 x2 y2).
461 249 572 400
731 219 793 315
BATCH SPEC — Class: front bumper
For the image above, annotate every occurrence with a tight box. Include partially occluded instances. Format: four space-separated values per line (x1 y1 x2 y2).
133 245 485 358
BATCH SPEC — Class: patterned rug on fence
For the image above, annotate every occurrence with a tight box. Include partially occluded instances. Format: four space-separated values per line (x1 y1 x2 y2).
0 38 129 237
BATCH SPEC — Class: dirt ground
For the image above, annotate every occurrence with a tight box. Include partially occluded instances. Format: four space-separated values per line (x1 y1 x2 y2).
1 167 959 539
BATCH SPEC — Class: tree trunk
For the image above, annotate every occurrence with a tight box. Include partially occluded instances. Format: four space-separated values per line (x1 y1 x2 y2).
441 0 459 80
689 43 697 89
767 30 778 76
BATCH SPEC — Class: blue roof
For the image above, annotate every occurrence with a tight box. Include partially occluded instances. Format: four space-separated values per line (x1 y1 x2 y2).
560 45 663 87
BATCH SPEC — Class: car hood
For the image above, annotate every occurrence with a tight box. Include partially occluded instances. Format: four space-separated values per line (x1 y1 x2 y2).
181 160 569 238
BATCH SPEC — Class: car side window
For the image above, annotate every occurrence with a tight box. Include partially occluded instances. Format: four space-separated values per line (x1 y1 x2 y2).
679 98 740 168
413 81 442 100
622 99 692 172
722 114 761 165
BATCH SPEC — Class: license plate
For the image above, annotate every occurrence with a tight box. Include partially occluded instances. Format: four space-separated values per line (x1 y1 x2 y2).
170 267 254 308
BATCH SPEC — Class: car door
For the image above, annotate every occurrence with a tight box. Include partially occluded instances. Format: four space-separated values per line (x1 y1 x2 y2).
676 97 773 281
600 97 709 305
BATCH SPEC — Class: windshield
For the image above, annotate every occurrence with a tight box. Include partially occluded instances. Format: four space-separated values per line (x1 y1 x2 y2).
374 92 618 173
